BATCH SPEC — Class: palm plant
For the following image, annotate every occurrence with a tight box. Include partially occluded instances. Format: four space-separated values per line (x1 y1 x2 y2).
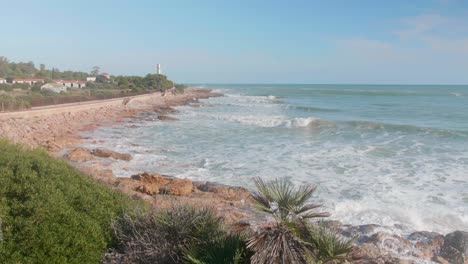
251 177 330 228
303 223 355 263
248 177 353 264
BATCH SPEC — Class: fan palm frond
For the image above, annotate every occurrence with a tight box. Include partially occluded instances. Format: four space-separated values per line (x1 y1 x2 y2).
251 177 329 225
247 224 312 264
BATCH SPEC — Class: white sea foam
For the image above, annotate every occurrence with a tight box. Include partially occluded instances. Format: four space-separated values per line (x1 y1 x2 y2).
80 86 468 237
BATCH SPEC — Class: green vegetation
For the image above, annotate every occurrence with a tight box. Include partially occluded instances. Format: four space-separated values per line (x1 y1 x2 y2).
106 205 249 264
0 139 352 263
0 141 141 263
108 177 353 264
0 56 90 80
0 56 187 111
247 177 354 264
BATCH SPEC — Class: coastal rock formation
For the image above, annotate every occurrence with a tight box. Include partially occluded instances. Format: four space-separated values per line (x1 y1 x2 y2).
66 147 95 162
440 231 468 264
91 149 132 161
157 115 178 121
131 172 193 196
194 181 251 201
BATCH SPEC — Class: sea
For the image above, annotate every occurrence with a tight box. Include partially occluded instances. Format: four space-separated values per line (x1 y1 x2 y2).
82 84 468 235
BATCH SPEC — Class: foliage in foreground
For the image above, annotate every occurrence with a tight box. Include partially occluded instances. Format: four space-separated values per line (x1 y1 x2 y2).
0 141 140 263
107 205 250 264
248 177 354 264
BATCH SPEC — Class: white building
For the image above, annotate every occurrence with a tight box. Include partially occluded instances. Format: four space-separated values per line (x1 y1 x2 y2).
0 78 6 84
41 83 67 93
12 78 45 85
54 80 87 88
86 77 96 82
100 73 111 80
157 64 161 74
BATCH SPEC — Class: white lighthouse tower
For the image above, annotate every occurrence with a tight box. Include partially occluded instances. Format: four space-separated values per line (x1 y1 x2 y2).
156 64 161 74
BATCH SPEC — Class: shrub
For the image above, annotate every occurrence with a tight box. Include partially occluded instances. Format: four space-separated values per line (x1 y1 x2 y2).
0 141 139 263
184 233 252 264
108 205 255 264
302 223 355 263
248 177 353 264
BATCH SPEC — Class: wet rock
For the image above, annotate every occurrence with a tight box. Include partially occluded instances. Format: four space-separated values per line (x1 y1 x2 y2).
157 115 178 121
66 147 95 162
440 231 468 264
194 181 251 200
341 224 381 242
92 148 132 161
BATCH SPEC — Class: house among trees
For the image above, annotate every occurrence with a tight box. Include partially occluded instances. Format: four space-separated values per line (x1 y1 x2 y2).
0 78 6 84
54 79 87 88
41 83 67 93
101 73 111 80
86 77 96 82
12 78 45 85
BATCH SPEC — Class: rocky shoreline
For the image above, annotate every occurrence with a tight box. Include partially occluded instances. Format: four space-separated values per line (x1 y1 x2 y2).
66 147 468 263
1 88 467 263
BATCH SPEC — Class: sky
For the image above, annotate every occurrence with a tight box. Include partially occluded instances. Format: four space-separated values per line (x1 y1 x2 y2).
1 0 468 84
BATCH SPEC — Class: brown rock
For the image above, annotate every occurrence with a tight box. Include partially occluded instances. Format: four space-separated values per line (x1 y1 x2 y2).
66 147 95 162
157 115 178 121
194 181 251 200
131 172 171 195
163 178 193 196
92 148 132 161
130 172 192 196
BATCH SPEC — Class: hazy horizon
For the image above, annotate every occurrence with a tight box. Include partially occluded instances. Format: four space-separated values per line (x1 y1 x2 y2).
2 0 468 84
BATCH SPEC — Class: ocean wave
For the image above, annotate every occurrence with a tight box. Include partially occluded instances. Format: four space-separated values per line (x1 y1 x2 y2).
215 114 323 128
293 105 341 112
342 120 468 137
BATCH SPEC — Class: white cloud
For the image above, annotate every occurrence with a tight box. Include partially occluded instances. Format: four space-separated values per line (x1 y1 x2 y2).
327 13 468 84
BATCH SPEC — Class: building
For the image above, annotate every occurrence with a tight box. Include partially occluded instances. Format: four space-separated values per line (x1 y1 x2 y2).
100 73 111 80
41 83 67 93
157 64 161 74
54 80 87 88
12 78 45 85
0 78 6 84
86 77 96 82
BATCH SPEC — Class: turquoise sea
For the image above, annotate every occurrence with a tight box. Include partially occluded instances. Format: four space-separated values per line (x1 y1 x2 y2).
83 84 468 234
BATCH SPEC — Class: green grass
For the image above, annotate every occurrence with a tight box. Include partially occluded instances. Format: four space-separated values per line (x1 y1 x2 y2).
0 141 141 263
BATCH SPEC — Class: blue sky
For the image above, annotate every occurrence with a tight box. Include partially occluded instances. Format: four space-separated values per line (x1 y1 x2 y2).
1 0 468 84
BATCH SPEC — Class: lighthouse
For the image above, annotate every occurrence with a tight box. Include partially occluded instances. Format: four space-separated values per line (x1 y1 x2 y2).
156 64 161 74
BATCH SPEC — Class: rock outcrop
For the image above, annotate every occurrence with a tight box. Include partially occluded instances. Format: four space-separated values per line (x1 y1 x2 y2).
131 172 193 196
91 149 132 161
157 115 178 121
440 231 468 264
194 181 251 201
66 147 95 162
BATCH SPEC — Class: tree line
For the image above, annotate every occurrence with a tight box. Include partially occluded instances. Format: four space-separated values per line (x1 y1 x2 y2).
0 56 91 80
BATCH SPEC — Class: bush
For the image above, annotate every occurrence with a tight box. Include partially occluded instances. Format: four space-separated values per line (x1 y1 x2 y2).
107 206 227 264
184 232 252 264
0 141 140 263
0 94 31 111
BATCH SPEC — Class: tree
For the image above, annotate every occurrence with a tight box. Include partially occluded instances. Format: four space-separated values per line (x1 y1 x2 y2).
91 66 100 76
40 64 46 71
143 74 174 91
96 74 109 83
